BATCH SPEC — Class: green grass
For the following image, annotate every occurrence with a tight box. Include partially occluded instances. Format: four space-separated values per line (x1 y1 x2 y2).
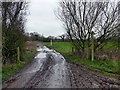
44 42 72 54
2 42 37 81
103 40 119 49
68 55 120 75
2 61 25 80
43 41 120 78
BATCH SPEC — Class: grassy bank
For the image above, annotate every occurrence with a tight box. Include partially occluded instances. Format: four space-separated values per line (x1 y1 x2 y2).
43 41 120 78
2 41 37 81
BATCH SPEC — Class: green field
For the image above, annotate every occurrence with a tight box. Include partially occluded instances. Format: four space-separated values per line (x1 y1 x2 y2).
43 41 120 78
44 42 73 54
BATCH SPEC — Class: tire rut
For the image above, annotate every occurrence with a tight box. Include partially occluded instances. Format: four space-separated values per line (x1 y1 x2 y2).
24 54 54 88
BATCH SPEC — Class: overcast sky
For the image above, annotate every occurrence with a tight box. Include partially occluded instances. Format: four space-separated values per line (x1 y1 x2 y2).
25 0 119 37
25 0 65 37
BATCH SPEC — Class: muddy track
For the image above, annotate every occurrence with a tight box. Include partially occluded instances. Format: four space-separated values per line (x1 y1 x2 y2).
24 54 55 88
69 63 120 88
2 46 120 89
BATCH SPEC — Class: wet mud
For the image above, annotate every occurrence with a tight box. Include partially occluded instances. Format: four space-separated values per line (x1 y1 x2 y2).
2 46 120 88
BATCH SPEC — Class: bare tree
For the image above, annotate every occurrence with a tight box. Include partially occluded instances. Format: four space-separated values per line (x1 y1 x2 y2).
94 2 120 50
57 0 120 59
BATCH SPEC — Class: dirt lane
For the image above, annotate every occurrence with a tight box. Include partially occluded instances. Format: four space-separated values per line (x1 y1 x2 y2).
24 46 71 88
2 46 120 88
69 63 120 88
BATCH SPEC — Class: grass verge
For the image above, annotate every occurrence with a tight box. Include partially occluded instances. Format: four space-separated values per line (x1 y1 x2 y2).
2 41 37 81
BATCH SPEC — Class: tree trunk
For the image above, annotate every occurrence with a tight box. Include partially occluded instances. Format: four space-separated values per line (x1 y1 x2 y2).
86 40 90 59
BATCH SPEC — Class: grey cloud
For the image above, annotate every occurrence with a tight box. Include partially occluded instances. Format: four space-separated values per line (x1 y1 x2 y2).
25 0 65 37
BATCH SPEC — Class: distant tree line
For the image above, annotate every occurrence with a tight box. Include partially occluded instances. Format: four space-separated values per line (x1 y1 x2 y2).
25 32 70 42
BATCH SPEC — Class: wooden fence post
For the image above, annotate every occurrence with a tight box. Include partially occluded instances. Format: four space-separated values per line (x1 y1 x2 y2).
91 31 95 61
17 47 20 63
50 39 52 46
